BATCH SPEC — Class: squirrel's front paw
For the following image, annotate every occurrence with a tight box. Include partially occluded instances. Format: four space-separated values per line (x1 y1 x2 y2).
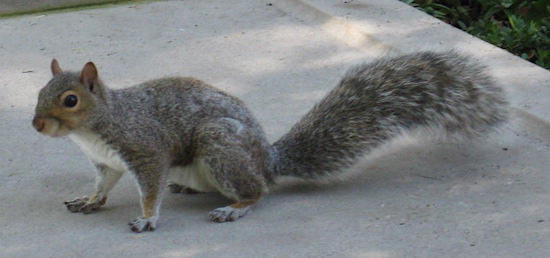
64 196 101 214
128 217 156 233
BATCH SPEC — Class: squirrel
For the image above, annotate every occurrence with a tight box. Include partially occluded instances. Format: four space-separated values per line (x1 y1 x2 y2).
32 51 508 233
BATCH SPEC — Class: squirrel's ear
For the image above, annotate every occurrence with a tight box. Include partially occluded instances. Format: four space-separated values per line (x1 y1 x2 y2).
80 62 99 93
51 59 62 76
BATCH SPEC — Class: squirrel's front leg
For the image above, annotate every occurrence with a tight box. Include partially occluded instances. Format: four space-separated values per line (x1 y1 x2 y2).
128 165 167 233
65 164 124 214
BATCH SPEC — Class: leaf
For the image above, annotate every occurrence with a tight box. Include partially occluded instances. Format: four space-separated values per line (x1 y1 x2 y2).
457 20 468 30
508 14 518 29
482 6 503 21
521 53 529 59
430 3 453 14
501 0 513 8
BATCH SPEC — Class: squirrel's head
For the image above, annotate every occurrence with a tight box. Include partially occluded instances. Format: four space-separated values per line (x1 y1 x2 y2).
32 59 106 137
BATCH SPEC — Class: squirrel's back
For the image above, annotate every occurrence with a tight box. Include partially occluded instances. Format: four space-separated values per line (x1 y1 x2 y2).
273 51 508 179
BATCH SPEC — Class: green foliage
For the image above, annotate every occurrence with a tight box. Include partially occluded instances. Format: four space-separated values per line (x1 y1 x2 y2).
401 0 550 69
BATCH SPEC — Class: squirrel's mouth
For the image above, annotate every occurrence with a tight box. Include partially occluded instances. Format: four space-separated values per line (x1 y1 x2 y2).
32 117 71 138
49 130 71 138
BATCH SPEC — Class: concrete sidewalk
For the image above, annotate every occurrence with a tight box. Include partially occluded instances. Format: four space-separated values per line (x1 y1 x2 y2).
1 0 549 257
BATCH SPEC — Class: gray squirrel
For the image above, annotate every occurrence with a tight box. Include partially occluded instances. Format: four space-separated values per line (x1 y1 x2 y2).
32 51 508 233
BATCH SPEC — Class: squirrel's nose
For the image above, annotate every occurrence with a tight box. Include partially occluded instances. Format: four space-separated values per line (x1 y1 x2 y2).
32 117 45 132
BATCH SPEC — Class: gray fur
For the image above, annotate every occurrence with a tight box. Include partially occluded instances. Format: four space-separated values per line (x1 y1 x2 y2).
89 77 275 202
273 51 508 179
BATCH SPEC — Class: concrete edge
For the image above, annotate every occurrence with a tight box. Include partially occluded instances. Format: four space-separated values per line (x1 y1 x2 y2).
0 0 151 17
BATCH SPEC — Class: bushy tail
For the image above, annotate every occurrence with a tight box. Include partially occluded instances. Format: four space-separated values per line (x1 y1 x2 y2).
272 51 508 180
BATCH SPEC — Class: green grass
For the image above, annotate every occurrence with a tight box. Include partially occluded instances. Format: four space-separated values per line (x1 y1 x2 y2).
401 0 550 69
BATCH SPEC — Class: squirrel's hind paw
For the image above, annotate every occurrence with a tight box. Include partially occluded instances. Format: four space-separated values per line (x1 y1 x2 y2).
128 217 156 233
209 201 257 223
209 206 249 222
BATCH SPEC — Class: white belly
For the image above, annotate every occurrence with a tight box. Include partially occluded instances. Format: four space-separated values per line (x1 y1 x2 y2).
70 130 219 193
168 160 219 192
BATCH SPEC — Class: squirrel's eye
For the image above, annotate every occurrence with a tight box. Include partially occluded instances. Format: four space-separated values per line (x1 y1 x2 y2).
63 94 78 108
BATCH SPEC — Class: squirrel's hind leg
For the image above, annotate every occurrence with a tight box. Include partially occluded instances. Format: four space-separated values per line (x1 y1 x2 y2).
193 118 268 222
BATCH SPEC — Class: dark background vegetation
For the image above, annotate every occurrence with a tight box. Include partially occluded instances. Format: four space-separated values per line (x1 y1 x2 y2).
401 0 550 69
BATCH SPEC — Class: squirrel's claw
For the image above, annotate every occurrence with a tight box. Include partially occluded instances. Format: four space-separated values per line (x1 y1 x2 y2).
128 217 156 233
64 196 101 214
209 206 250 222
64 196 89 212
